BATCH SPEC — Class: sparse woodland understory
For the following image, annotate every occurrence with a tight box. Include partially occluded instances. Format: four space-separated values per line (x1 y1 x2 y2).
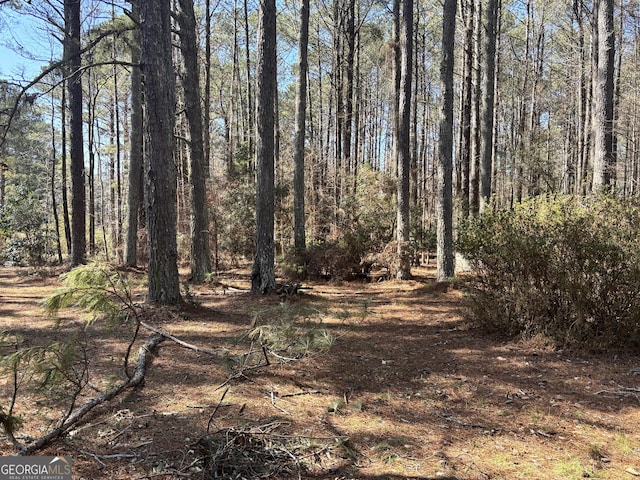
0 264 639 479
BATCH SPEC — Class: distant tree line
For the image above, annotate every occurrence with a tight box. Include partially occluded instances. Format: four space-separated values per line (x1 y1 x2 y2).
0 0 634 300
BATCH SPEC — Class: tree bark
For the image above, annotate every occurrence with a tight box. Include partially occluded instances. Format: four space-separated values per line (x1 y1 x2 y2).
479 0 498 211
469 0 481 215
50 88 63 264
65 0 86 266
458 0 474 218
204 0 212 176
60 80 72 254
396 0 412 279
125 3 143 267
177 0 212 283
140 0 181 304
437 0 456 281
592 0 616 192
251 0 277 294
293 0 309 252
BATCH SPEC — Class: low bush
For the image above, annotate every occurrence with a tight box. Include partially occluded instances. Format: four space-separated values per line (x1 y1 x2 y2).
281 233 369 281
457 194 640 350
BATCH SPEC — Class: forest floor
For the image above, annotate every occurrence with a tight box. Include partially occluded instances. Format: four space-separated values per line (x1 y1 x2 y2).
0 264 639 480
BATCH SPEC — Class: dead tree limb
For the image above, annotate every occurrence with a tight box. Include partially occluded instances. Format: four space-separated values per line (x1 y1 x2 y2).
18 334 165 455
139 321 226 359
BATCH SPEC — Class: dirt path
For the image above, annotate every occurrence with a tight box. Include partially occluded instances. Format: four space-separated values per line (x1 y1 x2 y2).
0 266 639 479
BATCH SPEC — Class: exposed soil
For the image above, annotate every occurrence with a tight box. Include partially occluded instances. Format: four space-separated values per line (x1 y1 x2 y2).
0 265 639 479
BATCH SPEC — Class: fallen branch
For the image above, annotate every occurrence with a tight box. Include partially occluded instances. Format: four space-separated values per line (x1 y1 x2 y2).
594 388 640 404
18 334 165 455
140 321 226 359
280 390 322 398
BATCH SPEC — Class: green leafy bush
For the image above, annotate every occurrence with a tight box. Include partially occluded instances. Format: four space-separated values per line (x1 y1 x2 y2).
281 233 369 281
213 180 256 265
0 187 52 265
457 195 640 350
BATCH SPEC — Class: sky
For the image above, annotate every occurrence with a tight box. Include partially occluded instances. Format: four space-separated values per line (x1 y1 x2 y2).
0 6 59 80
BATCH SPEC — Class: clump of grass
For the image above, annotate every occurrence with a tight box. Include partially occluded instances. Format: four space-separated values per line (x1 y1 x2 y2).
249 303 334 358
372 443 398 464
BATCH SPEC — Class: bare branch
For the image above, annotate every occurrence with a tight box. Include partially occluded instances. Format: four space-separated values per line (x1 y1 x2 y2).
0 22 136 150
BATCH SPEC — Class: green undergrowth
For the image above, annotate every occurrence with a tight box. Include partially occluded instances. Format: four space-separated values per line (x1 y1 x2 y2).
457 194 640 350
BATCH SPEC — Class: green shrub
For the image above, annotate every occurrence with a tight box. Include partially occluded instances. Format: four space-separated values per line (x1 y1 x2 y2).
214 180 256 265
281 233 369 281
457 195 640 350
0 187 52 265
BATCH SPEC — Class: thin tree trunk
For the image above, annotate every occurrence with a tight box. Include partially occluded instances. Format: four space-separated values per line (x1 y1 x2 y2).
243 0 254 172
396 0 412 279
293 0 309 252
50 87 63 264
177 0 212 283
87 73 96 257
479 0 498 210
574 0 588 194
61 79 72 254
204 0 212 175
125 3 143 267
112 23 123 262
458 0 473 217
469 0 481 215
592 0 615 192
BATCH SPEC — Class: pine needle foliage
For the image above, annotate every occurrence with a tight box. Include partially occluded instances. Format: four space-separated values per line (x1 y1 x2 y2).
1 264 139 448
42 262 135 326
2 334 87 400
0 331 89 444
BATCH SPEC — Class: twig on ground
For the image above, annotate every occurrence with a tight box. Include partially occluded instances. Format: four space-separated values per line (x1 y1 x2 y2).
270 390 291 416
80 450 137 467
124 318 141 379
206 388 229 434
594 388 640 404
280 390 322 398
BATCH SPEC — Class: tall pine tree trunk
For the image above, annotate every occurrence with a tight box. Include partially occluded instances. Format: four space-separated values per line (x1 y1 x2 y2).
293 0 309 252
437 0 456 280
458 0 474 218
141 0 181 304
592 0 615 192
469 0 481 215
479 0 498 210
396 0 412 280
60 79 72 254
177 0 212 283
251 0 277 294
125 2 143 267
65 0 86 265
50 88 63 264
